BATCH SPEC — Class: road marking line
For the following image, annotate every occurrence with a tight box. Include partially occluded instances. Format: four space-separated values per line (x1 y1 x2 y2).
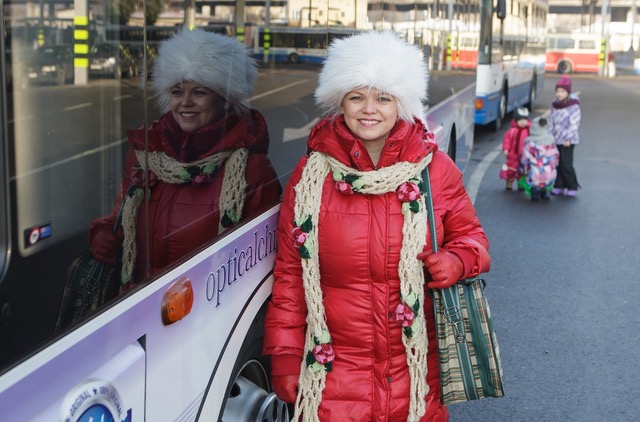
11 137 127 181
251 80 309 101
64 102 92 111
283 117 320 143
466 143 502 204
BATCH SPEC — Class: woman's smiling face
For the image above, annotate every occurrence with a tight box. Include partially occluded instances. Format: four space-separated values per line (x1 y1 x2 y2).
170 82 226 133
339 88 399 146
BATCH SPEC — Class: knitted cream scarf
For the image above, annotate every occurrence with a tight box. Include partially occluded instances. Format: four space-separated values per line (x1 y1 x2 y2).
119 148 248 285
292 151 432 422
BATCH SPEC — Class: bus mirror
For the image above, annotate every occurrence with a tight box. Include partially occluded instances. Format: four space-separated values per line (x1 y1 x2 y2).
495 0 506 20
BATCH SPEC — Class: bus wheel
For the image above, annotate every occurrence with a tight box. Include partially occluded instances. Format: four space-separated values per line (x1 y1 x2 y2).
288 53 300 64
223 360 291 421
526 77 536 110
557 61 572 74
493 90 507 132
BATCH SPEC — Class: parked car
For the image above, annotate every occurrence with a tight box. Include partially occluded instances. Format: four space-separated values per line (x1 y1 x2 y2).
89 43 138 79
24 45 74 86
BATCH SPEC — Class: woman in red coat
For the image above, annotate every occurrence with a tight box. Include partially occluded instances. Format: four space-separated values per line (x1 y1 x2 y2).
263 31 490 421
89 28 281 289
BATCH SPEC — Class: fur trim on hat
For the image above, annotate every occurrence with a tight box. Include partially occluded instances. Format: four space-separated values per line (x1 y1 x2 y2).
152 28 257 115
315 31 428 124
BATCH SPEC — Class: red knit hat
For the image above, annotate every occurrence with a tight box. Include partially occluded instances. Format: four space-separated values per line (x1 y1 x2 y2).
555 75 572 94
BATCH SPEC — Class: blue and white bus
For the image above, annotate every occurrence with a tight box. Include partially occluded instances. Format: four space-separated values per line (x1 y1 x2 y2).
474 0 548 130
252 26 361 64
369 0 546 131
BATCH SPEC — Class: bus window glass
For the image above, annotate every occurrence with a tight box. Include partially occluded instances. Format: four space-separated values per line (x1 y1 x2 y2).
579 40 596 50
0 0 152 369
547 38 555 49
557 38 575 49
0 0 329 373
478 0 494 64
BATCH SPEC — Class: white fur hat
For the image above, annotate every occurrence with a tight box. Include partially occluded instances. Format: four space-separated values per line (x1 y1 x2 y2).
315 31 428 123
152 28 257 114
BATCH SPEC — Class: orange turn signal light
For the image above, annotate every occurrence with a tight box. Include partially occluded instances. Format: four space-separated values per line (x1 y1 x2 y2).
161 277 194 326
475 98 484 110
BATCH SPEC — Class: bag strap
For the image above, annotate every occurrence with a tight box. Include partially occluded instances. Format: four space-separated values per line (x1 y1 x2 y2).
421 165 438 254
421 164 480 399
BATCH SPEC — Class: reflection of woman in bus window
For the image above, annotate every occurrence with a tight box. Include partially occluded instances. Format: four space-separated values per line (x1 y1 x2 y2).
88 28 281 291
263 31 490 421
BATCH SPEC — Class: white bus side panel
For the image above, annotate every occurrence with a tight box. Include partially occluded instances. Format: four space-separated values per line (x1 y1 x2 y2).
0 206 280 421
426 83 476 170
475 64 503 97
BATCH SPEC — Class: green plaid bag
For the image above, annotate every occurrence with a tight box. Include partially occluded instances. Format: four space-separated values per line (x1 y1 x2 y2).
432 278 504 404
422 165 504 405
55 250 120 331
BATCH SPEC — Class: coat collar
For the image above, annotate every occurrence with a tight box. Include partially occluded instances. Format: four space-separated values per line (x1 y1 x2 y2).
307 115 436 171
127 109 270 162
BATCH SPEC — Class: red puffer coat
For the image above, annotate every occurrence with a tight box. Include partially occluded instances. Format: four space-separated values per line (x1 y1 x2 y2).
501 119 531 180
88 109 281 282
263 116 490 421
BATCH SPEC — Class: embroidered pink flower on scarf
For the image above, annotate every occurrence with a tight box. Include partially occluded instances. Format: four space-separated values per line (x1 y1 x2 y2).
396 182 421 202
131 168 158 189
192 173 213 185
291 226 308 248
396 179 423 214
395 303 415 327
312 343 335 365
335 180 354 195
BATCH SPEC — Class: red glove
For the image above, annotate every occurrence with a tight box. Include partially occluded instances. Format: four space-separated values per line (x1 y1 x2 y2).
270 354 301 404
417 250 464 289
271 374 299 403
89 227 121 266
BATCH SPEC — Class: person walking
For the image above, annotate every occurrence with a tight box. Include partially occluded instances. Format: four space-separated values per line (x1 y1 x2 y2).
548 75 581 197
500 107 531 190
88 28 281 291
263 31 490 422
519 117 560 201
